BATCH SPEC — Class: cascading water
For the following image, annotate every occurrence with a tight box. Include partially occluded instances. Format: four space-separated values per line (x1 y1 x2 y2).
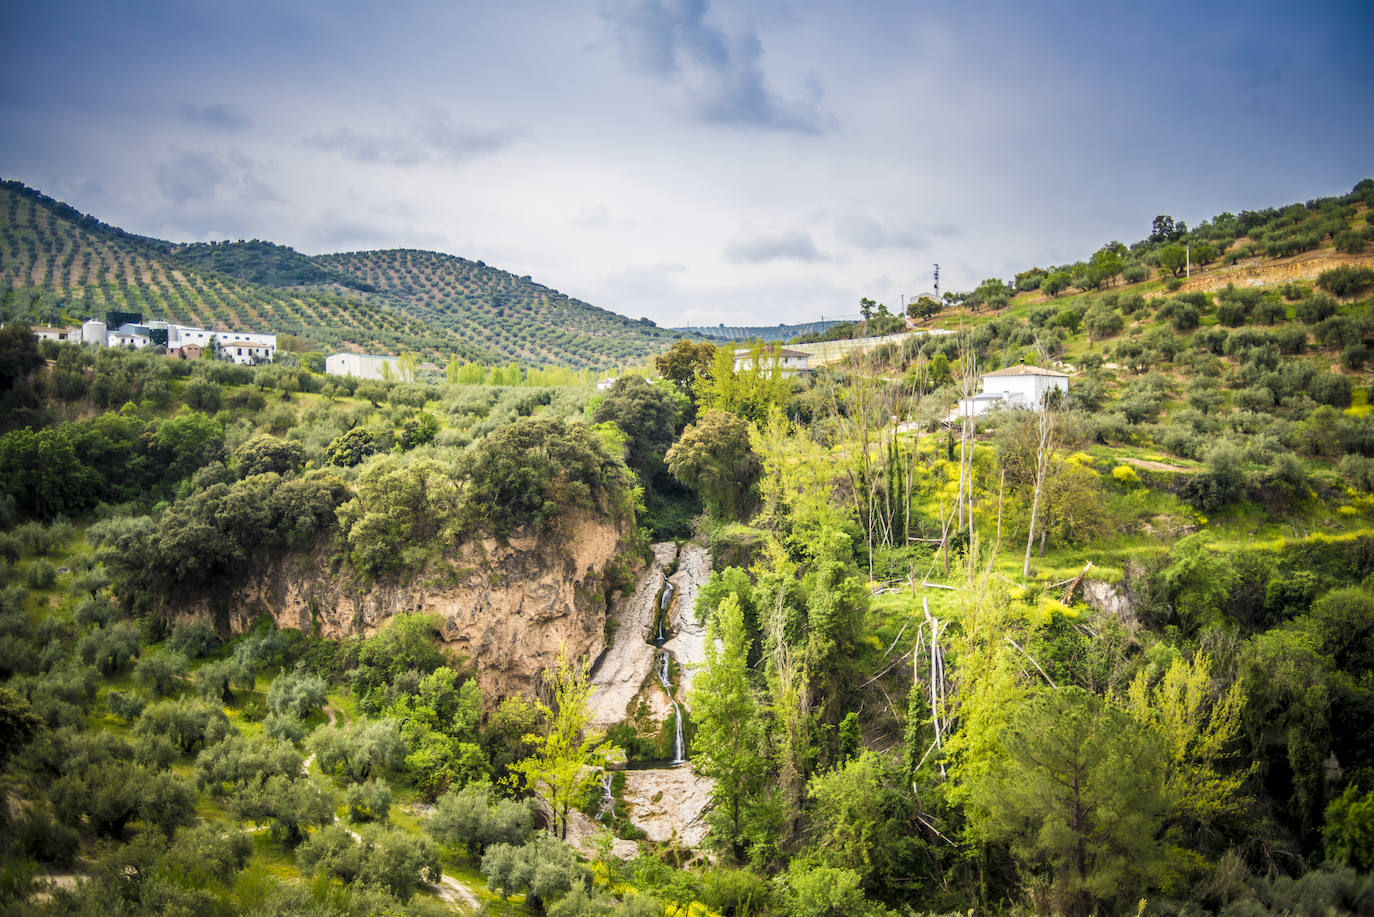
652 582 686 764
596 772 615 823
656 651 686 764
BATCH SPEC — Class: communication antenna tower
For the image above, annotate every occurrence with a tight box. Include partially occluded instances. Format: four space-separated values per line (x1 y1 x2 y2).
933 263 940 300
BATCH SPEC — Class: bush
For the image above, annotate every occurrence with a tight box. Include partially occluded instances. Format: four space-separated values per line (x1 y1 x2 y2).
25 559 56 589
1311 373 1353 408
1318 265 1374 297
1295 293 1338 324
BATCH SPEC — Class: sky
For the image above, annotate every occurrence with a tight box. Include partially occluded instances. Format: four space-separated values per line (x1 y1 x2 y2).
2 0 1371 328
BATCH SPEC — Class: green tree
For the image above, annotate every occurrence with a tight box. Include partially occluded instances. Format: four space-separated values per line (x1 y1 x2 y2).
325 427 378 467
689 594 770 860
969 687 1168 917
234 433 305 477
1323 785 1374 872
1157 244 1188 278
481 834 586 911
1118 654 1247 826
665 409 761 521
0 323 43 394
227 774 335 847
591 376 680 474
308 718 405 781
511 649 620 841
426 781 534 856
267 667 328 719
134 648 189 697
655 340 716 398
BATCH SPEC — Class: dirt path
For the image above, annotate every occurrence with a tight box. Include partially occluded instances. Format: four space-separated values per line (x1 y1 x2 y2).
1124 457 1199 473
430 871 481 911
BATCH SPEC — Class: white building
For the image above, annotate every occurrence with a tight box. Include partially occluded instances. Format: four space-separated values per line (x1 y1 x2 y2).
326 353 400 381
145 322 276 365
32 325 83 344
732 345 810 376
956 365 1070 418
109 323 153 349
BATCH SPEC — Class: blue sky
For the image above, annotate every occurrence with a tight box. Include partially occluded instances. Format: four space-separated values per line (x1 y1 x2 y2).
2 0 1371 327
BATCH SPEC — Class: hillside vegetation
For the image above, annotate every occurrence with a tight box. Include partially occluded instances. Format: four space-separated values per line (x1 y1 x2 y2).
0 181 678 371
3 180 1374 917
316 249 678 370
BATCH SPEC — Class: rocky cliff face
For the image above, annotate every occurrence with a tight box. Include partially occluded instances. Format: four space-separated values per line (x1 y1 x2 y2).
198 512 642 704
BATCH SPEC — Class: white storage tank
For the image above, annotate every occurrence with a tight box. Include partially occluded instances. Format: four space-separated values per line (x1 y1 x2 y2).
82 320 107 346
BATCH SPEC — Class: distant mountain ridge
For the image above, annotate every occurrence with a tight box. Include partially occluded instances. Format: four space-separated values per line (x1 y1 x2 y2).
0 180 682 370
671 320 848 342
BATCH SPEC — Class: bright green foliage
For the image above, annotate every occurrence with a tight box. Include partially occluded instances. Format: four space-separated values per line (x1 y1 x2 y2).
511 649 620 841
694 343 792 423
1162 534 1237 632
1119 654 1248 825
546 880 663 917
805 751 912 891
784 862 890 917
1323 785 1374 872
690 594 770 859
351 614 450 697
666 409 760 521
969 687 1168 917
798 528 869 744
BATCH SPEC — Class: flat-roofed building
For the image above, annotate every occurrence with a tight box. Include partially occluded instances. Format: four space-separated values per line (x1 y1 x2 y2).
326 352 400 380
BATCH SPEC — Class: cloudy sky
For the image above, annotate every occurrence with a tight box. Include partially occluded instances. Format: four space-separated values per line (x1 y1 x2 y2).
2 1 1371 328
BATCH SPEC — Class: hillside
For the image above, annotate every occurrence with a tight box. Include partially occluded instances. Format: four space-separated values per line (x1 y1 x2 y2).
6 182 1374 917
0 181 679 371
316 249 679 370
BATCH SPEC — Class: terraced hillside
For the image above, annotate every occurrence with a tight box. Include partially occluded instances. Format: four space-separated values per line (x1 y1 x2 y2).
315 249 679 369
0 182 495 364
0 181 679 370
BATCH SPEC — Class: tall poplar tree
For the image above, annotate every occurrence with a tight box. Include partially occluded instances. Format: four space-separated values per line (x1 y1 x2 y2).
690 594 770 860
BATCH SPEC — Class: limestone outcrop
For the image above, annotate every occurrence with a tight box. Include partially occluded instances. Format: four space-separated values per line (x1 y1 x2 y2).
197 511 641 704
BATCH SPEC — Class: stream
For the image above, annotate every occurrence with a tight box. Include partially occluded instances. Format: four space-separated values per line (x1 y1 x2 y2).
584 542 714 845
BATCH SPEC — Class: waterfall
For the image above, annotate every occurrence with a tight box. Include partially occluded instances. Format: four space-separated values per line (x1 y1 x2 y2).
655 650 686 764
656 582 674 642
596 772 615 823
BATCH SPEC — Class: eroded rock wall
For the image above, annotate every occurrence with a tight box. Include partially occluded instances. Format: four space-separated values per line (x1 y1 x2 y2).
195 512 642 704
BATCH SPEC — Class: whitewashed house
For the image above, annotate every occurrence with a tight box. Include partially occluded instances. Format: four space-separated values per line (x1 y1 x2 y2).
955 365 1069 418
326 353 400 380
732 345 810 376
31 325 83 344
148 322 276 365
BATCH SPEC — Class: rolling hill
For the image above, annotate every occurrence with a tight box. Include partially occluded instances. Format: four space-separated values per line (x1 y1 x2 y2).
0 181 681 370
